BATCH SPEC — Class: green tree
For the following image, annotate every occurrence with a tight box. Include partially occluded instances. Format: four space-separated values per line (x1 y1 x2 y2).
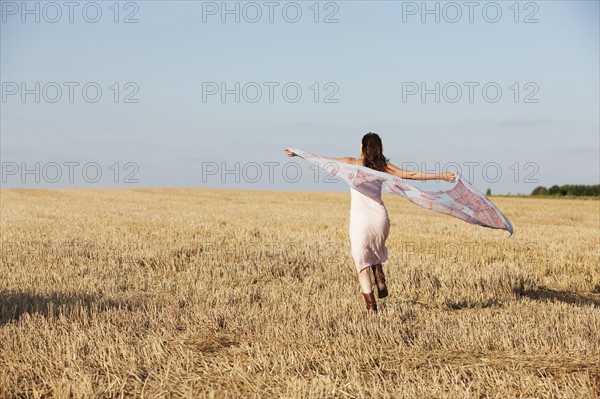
545 184 599 196
548 185 562 195
531 186 548 196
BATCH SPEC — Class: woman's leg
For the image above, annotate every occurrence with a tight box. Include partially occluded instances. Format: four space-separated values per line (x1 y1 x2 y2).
371 263 388 298
358 266 377 312
357 267 373 293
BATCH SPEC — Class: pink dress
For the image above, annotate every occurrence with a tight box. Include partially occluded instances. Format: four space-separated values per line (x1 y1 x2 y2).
349 158 391 273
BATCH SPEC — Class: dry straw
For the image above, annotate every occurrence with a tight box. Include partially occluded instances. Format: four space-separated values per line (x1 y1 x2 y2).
1 188 598 398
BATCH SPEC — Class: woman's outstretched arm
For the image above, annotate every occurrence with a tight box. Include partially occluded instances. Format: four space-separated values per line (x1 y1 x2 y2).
386 162 456 182
284 148 357 165
284 149 455 181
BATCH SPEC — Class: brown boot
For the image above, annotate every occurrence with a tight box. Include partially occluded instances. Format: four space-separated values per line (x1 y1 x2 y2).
371 264 389 298
362 292 377 313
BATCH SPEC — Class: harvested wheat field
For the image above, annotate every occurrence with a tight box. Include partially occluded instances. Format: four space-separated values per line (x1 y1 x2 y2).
0 188 599 398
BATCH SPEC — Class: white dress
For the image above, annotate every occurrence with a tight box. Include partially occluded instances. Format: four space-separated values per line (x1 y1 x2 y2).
349 159 391 273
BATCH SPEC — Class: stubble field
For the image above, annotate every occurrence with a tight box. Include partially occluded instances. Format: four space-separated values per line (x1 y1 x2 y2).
1 188 599 398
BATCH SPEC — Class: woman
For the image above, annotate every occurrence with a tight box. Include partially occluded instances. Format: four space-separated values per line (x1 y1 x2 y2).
285 133 456 313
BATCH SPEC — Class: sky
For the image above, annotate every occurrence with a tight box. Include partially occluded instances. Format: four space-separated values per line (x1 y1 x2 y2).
1 0 599 194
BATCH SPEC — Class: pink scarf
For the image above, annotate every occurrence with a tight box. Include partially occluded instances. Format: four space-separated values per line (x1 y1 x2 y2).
289 148 514 236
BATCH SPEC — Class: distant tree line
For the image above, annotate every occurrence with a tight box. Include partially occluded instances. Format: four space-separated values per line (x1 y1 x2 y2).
531 184 600 196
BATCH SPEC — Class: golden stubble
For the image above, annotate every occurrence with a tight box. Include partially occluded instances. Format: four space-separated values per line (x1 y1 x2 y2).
1 188 599 398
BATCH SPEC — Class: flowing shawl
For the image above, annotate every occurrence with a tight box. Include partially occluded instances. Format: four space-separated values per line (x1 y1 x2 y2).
289 148 514 237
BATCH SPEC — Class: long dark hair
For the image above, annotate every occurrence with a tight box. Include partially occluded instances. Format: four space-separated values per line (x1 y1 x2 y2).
361 132 390 173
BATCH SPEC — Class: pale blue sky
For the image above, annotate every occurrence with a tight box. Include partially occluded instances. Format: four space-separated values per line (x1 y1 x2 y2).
1 0 598 194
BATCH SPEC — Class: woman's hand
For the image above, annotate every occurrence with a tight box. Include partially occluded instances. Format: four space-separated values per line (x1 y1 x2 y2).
284 148 297 157
441 172 457 182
